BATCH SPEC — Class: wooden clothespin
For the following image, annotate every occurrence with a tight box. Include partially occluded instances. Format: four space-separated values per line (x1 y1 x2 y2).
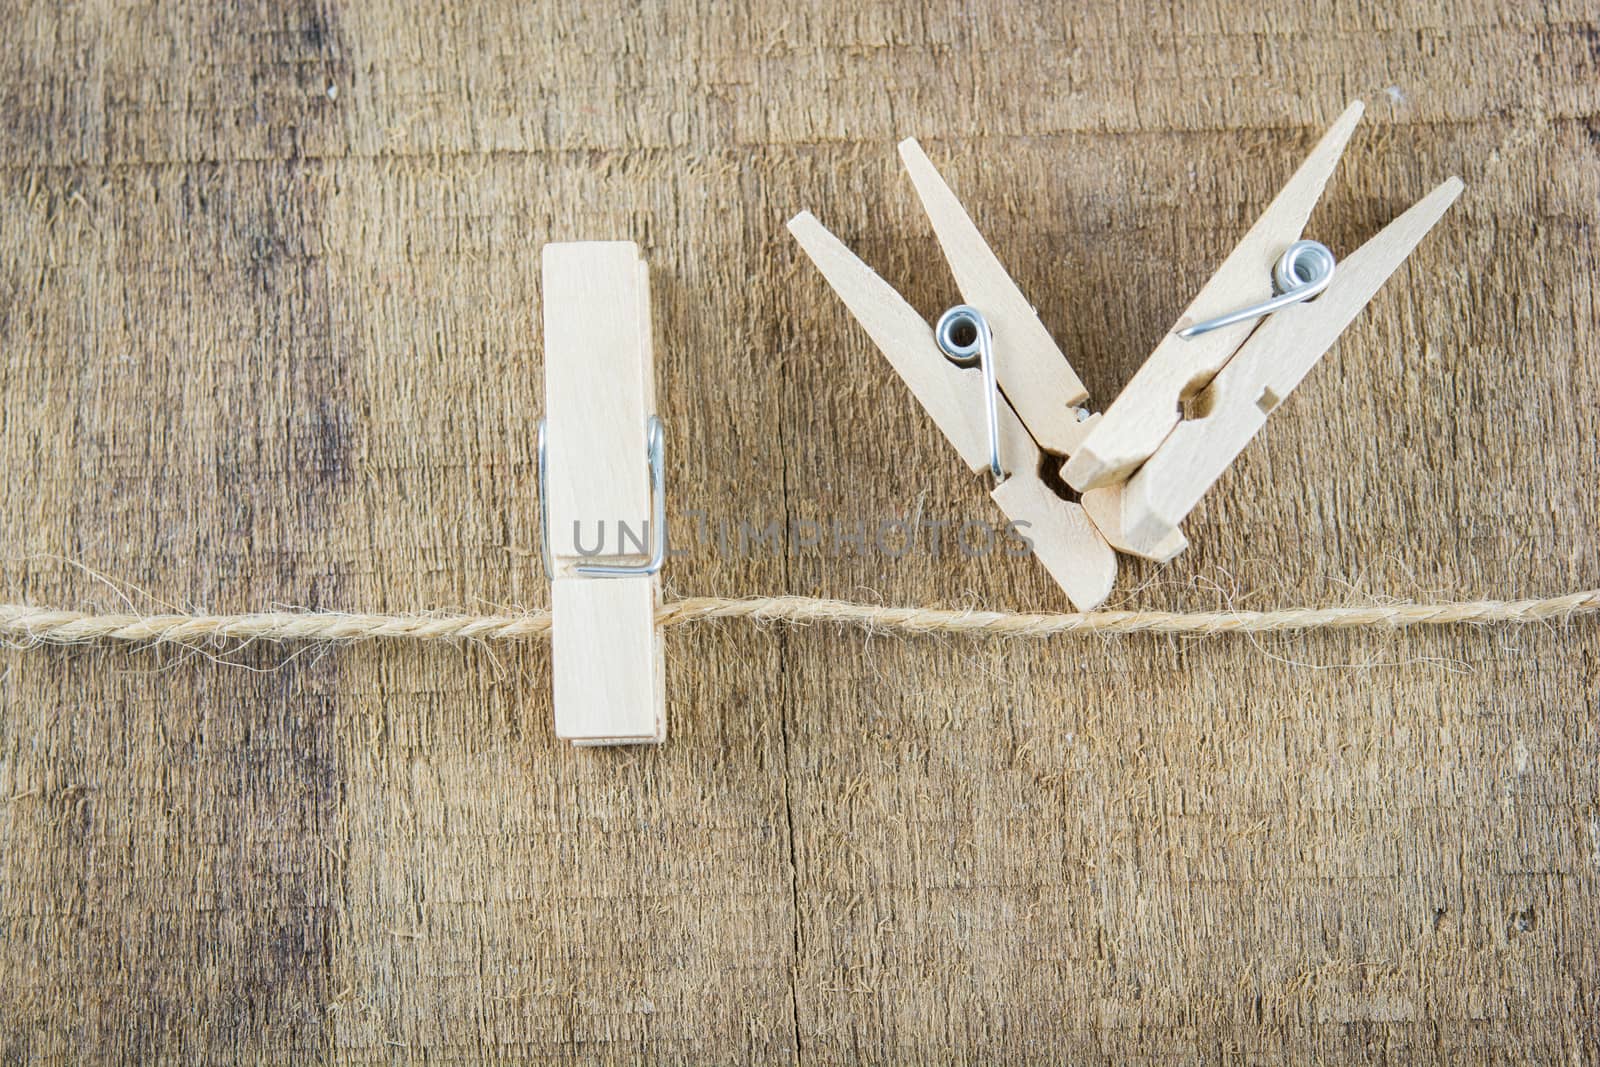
1064 101 1464 558
538 242 666 745
788 140 1118 611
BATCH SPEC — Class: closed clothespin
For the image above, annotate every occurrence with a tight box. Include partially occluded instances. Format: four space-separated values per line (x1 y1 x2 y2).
538 242 666 745
789 140 1118 610
1064 101 1463 558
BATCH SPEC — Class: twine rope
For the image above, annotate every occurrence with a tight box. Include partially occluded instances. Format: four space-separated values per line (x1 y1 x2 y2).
0 589 1597 649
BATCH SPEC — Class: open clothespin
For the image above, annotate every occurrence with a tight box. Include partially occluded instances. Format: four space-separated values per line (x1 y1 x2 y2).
788 140 1119 610
1064 101 1464 559
538 242 666 745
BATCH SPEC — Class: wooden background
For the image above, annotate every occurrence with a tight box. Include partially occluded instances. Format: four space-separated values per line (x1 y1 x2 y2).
1 1 1597 1062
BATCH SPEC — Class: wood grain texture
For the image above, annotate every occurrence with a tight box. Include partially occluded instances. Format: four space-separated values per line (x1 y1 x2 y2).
0 2 1597 1063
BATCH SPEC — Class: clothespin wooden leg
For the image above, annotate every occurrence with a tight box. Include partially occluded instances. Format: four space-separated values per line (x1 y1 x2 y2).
540 242 666 746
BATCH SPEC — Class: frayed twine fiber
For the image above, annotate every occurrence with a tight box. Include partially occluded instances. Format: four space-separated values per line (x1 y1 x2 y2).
0 589 1597 649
